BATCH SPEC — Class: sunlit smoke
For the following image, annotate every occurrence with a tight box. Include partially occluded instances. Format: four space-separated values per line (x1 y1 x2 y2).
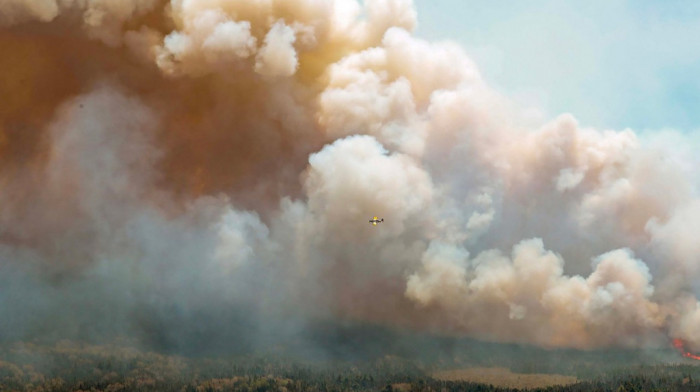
1 0 700 354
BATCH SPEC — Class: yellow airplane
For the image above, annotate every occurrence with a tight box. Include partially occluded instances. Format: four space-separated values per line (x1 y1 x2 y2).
369 216 384 225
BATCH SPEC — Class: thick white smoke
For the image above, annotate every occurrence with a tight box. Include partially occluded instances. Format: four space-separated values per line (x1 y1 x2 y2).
1 0 699 353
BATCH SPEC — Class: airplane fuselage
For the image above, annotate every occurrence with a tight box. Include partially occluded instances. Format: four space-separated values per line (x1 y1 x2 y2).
369 217 384 225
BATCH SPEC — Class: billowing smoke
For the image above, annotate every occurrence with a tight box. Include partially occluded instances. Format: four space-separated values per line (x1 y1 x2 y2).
1 0 700 354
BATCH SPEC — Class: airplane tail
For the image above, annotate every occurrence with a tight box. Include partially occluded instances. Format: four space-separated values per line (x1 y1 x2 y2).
381 218 384 222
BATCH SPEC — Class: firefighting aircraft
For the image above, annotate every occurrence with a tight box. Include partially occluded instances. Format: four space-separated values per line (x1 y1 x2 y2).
369 216 384 226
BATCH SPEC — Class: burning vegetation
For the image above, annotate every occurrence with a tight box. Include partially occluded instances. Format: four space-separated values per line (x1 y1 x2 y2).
673 339 700 361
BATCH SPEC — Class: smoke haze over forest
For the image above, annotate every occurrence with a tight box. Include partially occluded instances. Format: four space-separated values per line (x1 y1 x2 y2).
1 0 700 358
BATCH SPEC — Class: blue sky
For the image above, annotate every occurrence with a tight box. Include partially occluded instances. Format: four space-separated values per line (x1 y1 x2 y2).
413 0 700 131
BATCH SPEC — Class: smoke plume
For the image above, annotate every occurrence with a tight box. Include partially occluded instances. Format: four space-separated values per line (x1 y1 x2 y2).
1 0 700 354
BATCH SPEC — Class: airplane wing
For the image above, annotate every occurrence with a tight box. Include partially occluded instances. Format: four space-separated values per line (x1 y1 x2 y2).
373 216 377 220
372 222 377 226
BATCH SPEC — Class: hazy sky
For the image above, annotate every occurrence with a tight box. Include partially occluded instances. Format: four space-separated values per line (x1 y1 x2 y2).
413 0 700 131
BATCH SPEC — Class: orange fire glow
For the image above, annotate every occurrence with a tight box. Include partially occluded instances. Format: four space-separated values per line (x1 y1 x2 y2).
672 339 700 361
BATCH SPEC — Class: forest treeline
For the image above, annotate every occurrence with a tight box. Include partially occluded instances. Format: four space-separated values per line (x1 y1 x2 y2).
1 341 699 391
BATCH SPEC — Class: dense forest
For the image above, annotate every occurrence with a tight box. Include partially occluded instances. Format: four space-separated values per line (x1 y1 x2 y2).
1 340 699 391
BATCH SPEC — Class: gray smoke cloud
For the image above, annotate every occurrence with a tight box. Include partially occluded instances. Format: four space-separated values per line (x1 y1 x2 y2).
1 0 700 354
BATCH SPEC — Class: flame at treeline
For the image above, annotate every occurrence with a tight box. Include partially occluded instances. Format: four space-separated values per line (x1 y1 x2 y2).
672 339 700 361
